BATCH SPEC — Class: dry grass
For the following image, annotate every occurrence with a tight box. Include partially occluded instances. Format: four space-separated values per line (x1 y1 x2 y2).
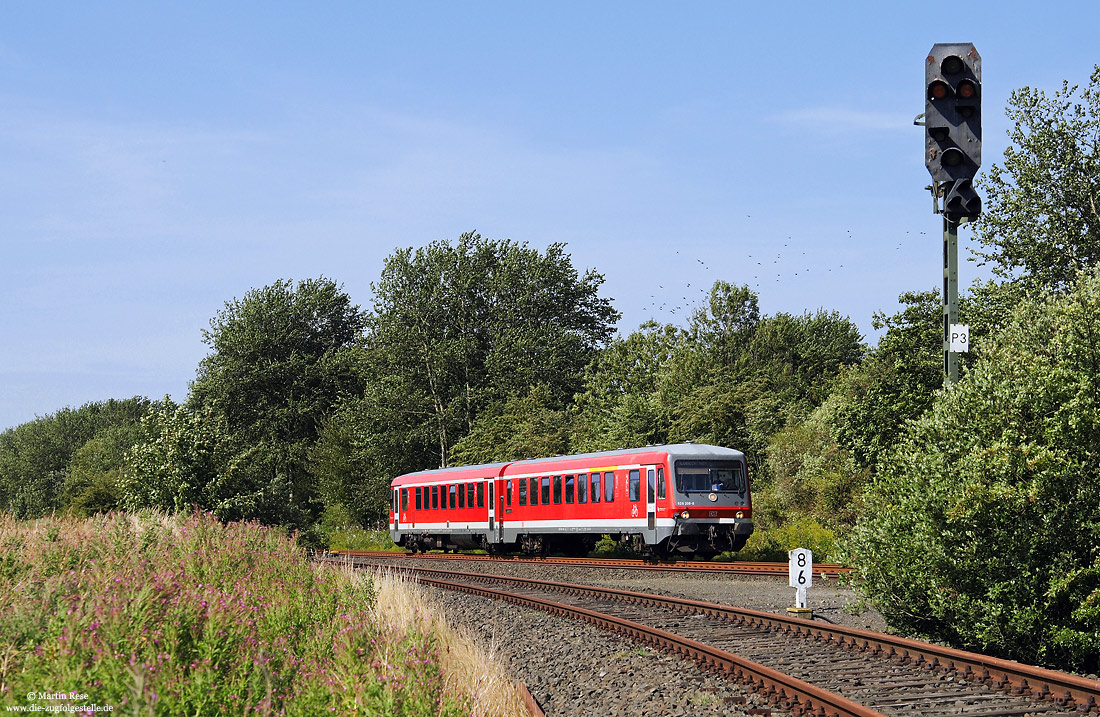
366 567 530 717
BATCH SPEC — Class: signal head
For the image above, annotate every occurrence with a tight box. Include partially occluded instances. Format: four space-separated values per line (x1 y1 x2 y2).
925 43 982 191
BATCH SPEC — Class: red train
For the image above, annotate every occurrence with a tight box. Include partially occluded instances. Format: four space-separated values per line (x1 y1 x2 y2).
388 443 753 557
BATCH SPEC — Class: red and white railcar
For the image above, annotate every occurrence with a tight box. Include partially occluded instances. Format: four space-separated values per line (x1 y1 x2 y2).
388 443 753 557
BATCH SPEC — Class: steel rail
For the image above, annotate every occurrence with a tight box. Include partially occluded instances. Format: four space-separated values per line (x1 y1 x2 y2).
414 570 882 717
328 549 852 578
353 561 1100 714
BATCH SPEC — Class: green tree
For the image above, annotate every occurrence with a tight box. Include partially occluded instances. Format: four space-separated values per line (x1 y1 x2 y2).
450 385 571 465
574 282 862 485
739 309 865 444
184 277 368 526
0 398 150 517
831 290 943 468
572 320 684 452
120 399 304 524
312 234 618 522
975 66 1100 290
310 388 433 525
843 269 1100 672
63 422 143 516
358 233 618 466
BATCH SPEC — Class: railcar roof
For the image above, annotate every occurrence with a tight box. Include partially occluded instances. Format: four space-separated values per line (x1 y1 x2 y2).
510 443 743 468
392 461 511 486
391 443 744 486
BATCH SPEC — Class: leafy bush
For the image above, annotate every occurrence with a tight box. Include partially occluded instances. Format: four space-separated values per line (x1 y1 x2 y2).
760 395 868 529
729 516 837 563
842 270 1100 673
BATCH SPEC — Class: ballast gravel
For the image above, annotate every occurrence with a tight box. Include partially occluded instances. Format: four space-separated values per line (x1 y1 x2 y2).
374 557 888 716
428 586 785 717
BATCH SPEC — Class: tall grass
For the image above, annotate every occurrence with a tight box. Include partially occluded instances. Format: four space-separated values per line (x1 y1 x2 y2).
368 569 527 717
0 511 522 715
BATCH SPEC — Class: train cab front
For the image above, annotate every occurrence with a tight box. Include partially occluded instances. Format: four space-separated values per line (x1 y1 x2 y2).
667 456 753 556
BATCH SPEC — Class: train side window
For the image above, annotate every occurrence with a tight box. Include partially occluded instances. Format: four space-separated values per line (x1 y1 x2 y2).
541 476 550 505
401 488 409 511
604 471 615 502
432 485 439 510
578 473 587 503
565 474 575 504
415 487 422 511
477 482 485 508
657 467 666 500
590 472 601 503
530 477 538 506
458 482 466 509
553 475 562 504
467 483 475 507
448 484 455 510
489 481 494 506
646 469 655 503
507 480 512 507
629 469 641 501
519 479 527 506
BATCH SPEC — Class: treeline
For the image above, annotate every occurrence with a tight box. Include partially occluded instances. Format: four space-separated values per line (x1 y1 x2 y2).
2 67 1098 673
0 250 869 535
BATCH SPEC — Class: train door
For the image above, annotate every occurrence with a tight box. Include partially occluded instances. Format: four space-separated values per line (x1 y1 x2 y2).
392 489 399 531
487 479 495 536
497 488 505 543
646 467 657 539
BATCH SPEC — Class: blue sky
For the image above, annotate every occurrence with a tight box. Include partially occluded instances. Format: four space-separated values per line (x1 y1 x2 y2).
2 2 1098 431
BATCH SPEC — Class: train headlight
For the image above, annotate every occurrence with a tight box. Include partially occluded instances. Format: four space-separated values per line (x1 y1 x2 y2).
680 510 690 519
736 510 744 519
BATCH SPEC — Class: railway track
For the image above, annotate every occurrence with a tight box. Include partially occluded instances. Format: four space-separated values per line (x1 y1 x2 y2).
327 549 852 578
329 558 1100 717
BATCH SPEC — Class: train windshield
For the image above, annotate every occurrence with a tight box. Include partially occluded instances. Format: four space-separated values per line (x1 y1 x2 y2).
675 461 745 493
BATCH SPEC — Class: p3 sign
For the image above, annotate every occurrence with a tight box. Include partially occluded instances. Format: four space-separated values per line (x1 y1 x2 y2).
789 548 813 589
950 324 969 353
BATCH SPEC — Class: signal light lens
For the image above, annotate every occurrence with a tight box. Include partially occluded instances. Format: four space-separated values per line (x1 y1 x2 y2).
942 148 965 167
941 55 964 75
957 80 976 99
929 81 949 100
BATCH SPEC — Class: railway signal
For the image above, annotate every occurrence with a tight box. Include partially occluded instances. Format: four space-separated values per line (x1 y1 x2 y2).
925 42 982 220
920 43 982 386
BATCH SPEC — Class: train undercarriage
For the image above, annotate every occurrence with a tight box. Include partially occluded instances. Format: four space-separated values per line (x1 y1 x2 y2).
399 521 749 559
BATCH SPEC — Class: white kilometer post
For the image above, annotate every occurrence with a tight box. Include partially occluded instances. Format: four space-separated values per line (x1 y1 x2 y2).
788 548 813 611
